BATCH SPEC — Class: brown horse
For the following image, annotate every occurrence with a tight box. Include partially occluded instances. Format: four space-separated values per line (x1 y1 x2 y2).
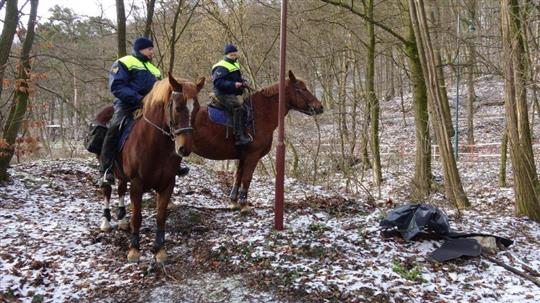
192 71 323 213
96 73 204 263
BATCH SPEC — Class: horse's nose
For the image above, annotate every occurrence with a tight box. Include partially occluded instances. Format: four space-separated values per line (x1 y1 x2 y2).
315 106 324 114
178 146 191 157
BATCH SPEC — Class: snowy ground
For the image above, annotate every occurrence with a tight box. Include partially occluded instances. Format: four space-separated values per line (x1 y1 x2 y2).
1 77 540 302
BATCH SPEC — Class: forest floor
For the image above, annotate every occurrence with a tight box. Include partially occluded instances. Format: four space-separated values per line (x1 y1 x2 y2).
2 76 540 302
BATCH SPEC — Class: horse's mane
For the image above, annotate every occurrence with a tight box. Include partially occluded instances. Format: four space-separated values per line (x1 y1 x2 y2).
259 78 306 98
143 77 196 114
260 83 279 97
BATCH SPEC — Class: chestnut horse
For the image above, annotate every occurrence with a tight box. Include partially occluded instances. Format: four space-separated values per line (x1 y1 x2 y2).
96 73 204 263
192 71 323 213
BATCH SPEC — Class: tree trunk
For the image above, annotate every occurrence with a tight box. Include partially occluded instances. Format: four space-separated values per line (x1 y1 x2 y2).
466 44 476 145
365 0 382 186
409 0 469 208
466 0 477 145
500 0 540 221
166 0 198 73
0 0 19 100
116 0 127 58
431 6 455 139
499 125 508 187
144 0 156 38
0 0 38 181
404 18 431 198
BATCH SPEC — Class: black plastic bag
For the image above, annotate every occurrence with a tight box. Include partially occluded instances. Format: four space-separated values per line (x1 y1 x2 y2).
380 204 513 262
380 203 450 240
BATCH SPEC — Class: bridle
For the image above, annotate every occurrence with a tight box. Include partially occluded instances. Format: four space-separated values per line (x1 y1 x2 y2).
143 90 193 141
287 82 317 115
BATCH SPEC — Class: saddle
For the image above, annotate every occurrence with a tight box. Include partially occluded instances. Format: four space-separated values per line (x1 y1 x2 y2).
207 95 254 131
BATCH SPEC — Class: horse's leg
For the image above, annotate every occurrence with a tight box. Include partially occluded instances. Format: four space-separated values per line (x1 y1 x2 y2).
154 183 174 264
229 158 244 210
116 179 129 231
100 184 112 232
238 155 259 214
127 180 143 263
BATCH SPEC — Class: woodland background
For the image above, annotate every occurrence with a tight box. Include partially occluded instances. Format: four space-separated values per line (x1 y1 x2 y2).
1 0 540 220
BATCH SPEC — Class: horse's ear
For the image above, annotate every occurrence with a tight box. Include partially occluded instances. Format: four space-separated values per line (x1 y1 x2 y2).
288 70 297 83
196 77 205 92
168 72 182 92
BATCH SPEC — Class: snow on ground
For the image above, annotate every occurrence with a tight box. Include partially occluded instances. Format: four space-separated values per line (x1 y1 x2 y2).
1 77 540 302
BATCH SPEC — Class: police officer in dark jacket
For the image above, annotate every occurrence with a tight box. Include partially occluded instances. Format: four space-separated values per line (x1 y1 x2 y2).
212 44 252 145
98 37 188 185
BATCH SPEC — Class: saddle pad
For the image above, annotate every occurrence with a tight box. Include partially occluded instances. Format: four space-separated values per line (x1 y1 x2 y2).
117 118 135 151
208 106 233 128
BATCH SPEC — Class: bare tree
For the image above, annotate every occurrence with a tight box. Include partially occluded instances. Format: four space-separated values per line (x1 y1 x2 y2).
409 0 469 208
144 0 156 37
364 0 381 186
500 0 540 221
322 0 432 196
0 0 39 181
116 0 127 57
0 0 19 100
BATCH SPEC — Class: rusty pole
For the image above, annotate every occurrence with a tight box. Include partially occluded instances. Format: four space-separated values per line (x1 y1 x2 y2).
274 0 288 231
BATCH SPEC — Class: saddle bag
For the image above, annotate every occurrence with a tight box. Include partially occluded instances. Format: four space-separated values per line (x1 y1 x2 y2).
84 123 108 154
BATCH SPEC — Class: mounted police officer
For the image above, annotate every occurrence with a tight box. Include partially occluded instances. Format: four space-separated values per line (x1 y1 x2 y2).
212 43 253 146
97 37 189 186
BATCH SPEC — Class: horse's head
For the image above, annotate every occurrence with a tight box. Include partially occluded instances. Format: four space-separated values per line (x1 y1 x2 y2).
167 73 205 157
286 70 324 115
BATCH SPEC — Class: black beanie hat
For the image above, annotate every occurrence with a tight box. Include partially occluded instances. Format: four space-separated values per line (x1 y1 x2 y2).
133 37 154 52
224 44 238 54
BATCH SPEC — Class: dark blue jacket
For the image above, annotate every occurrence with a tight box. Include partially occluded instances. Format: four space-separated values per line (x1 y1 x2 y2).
212 57 244 96
109 51 161 109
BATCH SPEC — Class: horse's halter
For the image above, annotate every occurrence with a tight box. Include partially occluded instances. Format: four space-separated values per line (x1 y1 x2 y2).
144 90 193 141
287 82 318 115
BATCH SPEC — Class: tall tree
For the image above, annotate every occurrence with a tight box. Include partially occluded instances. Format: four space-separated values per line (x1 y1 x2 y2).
500 0 540 221
116 0 127 58
0 0 39 181
166 0 199 73
465 0 477 145
144 0 156 38
408 0 469 208
364 0 381 186
0 0 19 100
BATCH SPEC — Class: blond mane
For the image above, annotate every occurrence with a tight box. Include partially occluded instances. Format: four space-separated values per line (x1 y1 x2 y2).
142 77 198 114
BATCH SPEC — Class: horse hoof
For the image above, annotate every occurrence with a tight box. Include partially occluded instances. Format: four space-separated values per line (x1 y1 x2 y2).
118 218 129 231
228 202 240 210
127 248 140 263
239 204 251 215
100 218 112 232
155 249 167 264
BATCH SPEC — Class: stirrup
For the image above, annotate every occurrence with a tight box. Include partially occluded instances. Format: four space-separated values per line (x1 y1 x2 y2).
97 168 115 186
235 133 253 146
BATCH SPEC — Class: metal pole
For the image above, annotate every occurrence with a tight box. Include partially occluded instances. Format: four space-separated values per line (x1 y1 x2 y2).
454 13 460 160
274 0 287 231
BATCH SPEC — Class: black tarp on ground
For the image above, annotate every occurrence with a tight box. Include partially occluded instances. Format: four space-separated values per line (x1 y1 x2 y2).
379 204 513 262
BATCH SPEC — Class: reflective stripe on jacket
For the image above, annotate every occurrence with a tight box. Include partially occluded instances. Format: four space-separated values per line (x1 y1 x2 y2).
212 57 243 96
109 54 161 108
